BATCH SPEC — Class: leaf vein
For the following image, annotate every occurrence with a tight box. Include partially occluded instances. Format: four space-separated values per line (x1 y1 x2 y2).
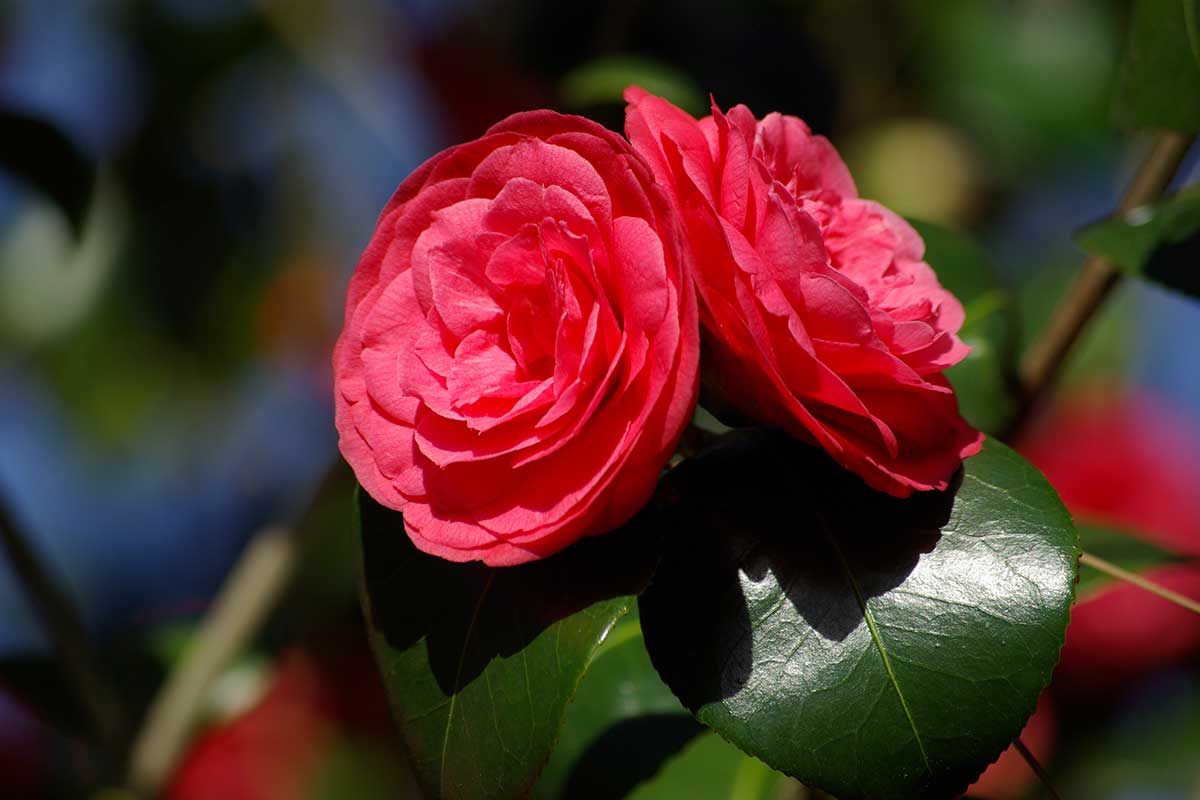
439 572 497 794
826 534 933 777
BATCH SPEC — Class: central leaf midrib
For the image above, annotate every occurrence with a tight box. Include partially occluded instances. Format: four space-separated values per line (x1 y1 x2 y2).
439 572 498 794
826 536 933 776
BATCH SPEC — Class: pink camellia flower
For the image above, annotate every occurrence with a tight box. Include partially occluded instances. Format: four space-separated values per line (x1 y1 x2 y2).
334 111 699 566
625 88 982 496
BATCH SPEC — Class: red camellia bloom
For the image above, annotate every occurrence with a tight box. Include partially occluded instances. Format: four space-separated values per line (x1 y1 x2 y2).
1019 390 1200 696
334 111 699 566
625 88 982 496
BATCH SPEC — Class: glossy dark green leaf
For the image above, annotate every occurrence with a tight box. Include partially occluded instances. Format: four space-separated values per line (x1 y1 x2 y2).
911 219 1018 434
1112 0 1200 132
639 432 1078 800
356 490 658 800
1075 186 1200 299
1076 524 1186 598
533 612 698 800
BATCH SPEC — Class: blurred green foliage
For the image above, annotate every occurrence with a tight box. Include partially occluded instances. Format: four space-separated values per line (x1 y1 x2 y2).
1112 0 1200 131
561 56 706 117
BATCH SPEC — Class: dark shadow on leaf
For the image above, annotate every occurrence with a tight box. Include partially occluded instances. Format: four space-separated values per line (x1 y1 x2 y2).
561 713 703 800
359 491 659 694
639 429 957 707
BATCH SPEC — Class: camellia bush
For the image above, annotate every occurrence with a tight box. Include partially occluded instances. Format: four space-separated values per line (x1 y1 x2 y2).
9 3 1199 800
326 2 1200 798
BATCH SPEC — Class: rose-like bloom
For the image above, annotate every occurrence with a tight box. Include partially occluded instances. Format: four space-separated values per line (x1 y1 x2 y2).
625 88 982 496
334 111 699 566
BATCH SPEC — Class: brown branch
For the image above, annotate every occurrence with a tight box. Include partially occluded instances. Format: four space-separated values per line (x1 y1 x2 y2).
1006 131 1195 441
0 488 123 751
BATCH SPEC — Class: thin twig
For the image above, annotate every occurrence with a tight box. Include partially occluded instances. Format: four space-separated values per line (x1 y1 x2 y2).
0 487 123 751
1007 131 1195 441
123 460 347 796
1013 737 1062 800
125 525 300 795
1079 550 1200 616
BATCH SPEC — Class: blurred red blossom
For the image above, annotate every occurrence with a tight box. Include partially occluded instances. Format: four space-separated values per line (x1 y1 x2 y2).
1019 389 1200 695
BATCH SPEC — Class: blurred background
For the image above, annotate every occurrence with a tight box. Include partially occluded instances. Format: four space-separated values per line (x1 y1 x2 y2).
0 0 1198 797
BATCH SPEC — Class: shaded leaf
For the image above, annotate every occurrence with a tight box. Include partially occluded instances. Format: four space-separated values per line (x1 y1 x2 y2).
1112 0 1200 132
560 714 702 800
628 732 792 800
356 490 658 800
639 433 1078 800
911 219 1018 435
1074 186 1200 299
538 612 793 800
534 612 697 800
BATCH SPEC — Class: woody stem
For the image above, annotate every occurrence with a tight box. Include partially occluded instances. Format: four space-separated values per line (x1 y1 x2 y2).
1004 131 1194 442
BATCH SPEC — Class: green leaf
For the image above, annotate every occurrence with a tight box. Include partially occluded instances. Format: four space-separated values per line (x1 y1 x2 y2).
536 612 792 800
533 612 699 799
560 57 707 117
910 219 1018 434
638 433 1078 800
356 489 658 800
629 732 793 800
1074 186 1200 299
1076 523 1187 598
1112 0 1200 132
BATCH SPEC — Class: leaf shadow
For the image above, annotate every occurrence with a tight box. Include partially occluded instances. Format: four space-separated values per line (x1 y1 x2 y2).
561 713 703 799
640 429 958 707
359 491 659 694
